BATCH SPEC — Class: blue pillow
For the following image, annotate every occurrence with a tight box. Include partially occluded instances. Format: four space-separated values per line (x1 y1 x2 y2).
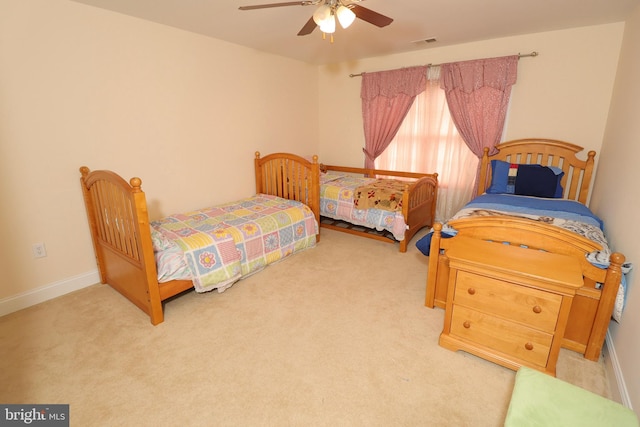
486 160 513 194
548 166 565 198
487 160 564 198
415 231 454 256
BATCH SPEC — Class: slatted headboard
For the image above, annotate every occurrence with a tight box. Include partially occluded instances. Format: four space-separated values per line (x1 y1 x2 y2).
477 138 596 204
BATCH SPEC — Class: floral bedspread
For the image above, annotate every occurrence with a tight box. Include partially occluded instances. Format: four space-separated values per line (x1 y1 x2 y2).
354 179 407 212
319 172 407 240
151 194 318 293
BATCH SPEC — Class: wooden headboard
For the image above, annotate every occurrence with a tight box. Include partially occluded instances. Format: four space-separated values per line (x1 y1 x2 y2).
254 151 320 228
477 138 596 204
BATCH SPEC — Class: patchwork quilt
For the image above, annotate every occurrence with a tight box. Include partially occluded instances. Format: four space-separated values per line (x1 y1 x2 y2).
151 194 318 293
320 172 407 240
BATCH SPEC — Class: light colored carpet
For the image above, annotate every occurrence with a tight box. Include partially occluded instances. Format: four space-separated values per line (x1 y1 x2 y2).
0 228 612 426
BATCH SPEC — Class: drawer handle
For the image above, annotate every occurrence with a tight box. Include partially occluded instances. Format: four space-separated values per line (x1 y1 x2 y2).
532 305 542 314
525 342 534 351
467 288 476 295
463 321 471 329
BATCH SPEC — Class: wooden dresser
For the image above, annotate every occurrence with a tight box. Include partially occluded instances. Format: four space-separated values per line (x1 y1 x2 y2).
439 237 583 376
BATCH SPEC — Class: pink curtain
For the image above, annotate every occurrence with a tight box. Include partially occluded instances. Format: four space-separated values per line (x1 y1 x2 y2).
440 55 518 158
375 74 479 222
361 66 428 168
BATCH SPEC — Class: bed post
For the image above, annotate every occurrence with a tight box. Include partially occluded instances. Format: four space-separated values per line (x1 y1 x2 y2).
430 173 438 227
580 151 596 205
129 178 165 325
309 155 321 240
476 147 491 196
79 167 107 284
399 183 411 253
425 223 443 308
584 252 625 361
254 151 264 194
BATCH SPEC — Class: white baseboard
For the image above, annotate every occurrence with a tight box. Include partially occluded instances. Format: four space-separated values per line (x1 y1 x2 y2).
604 329 634 410
0 270 100 318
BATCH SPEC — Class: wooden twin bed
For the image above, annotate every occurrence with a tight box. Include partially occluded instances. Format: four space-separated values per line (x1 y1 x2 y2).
80 152 320 325
80 152 438 324
423 138 626 361
319 164 438 252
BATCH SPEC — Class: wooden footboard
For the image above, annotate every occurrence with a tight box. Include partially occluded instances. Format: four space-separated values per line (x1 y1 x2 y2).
80 152 321 325
401 173 439 252
319 164 438 252
425 218 625 361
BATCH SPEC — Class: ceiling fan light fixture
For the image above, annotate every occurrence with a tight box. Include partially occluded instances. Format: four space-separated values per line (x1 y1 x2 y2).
336 5 356 29
319 14 336 33
312 4 332 26
239 1 394 41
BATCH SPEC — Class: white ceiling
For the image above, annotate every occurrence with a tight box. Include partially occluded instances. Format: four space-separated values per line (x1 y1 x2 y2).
71 0 638 65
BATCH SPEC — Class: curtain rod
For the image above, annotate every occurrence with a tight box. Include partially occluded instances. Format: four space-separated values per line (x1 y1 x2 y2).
348 51 538 77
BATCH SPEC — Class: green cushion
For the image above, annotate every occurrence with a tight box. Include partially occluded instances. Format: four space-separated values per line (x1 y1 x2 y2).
504 367 639 427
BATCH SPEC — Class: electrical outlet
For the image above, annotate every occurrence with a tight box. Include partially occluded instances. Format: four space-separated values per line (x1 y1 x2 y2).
33 243 47 258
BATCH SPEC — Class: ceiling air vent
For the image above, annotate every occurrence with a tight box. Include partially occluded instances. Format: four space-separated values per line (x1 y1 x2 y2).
411 37 437 45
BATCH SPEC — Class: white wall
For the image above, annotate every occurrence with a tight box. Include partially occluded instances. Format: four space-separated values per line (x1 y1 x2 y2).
0 0 319 302
316 24 624 169
591 4 640 411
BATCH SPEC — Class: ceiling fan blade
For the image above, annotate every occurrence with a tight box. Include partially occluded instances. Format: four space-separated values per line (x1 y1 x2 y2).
239 2 308 11
351 5 393 27
297 17 317 36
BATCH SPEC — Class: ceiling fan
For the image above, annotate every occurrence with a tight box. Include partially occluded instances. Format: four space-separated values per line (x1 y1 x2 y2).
238 1 393 40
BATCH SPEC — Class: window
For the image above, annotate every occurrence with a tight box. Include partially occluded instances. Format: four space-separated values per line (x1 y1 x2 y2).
375 70 478 221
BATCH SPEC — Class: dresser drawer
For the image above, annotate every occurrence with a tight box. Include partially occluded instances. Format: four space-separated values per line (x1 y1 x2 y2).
454 271 562 333
450 305 553 367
